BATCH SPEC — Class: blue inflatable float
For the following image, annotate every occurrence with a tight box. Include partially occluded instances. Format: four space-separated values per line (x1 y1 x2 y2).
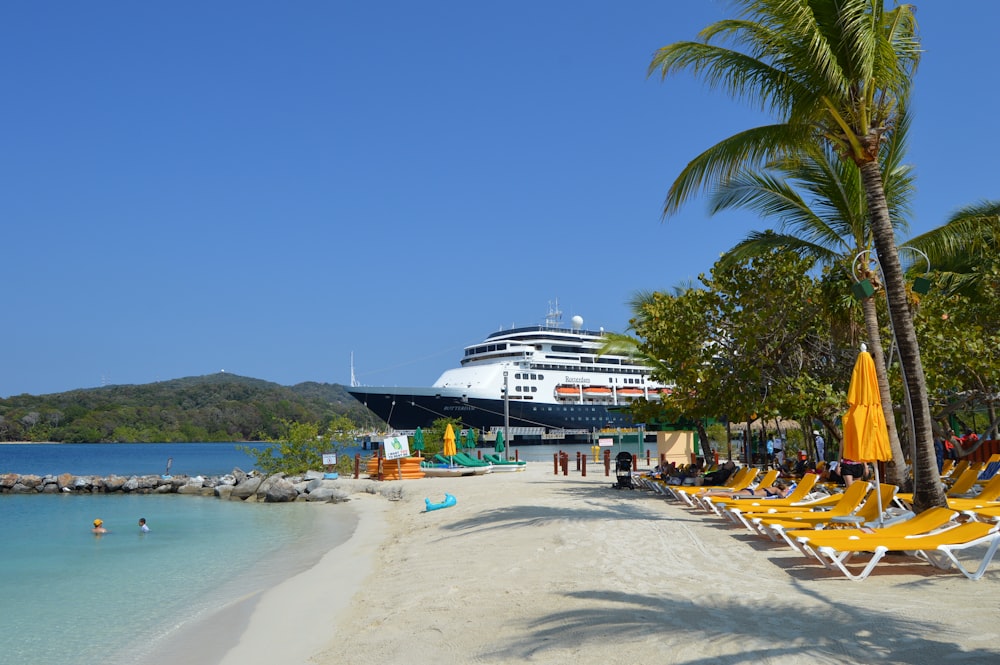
425 493 457 512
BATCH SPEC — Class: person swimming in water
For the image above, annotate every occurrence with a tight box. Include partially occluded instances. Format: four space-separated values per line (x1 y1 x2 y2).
92 519 108 534
138 518 149 533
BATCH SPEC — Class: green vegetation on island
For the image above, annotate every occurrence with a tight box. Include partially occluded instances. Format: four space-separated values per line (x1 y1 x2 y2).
0 373 375 443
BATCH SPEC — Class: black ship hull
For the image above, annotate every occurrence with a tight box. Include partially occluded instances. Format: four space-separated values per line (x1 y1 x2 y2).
347 388 637 434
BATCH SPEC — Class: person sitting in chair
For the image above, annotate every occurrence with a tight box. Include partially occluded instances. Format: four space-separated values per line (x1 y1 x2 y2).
700 479 795 500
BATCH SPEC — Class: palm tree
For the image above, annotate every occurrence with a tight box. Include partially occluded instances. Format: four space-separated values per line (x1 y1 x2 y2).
649 0 945 509
708 123 912 487
905 201 1000 299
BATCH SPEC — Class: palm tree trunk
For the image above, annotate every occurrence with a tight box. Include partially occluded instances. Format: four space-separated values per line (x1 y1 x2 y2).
859 160 946 510
860 297 909 490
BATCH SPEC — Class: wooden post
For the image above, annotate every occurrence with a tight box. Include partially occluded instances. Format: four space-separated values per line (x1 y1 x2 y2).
582 454 587 477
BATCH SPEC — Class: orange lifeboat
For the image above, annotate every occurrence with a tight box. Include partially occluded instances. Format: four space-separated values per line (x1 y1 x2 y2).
617 388 644 397
583 386 612 397
555 385 581 398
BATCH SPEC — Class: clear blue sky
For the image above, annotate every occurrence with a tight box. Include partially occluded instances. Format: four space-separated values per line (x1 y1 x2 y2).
2 1 997 398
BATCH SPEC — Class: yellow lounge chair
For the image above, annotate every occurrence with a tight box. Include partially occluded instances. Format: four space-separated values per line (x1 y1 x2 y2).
807 521 1000 581
715 474 820 525
761 484 902 546
747 481 871 537
946 473 1000 512
963 505 1000 522
670 466 758 506
693 469 779 513
896 466 982 507
940 459 955 478
788 506 961 558
943 459 970 482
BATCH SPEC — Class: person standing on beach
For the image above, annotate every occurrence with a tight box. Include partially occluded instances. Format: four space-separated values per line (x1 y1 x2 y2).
138 518 149 533
772 436 785 467
813 430 825 462
92 519 108 535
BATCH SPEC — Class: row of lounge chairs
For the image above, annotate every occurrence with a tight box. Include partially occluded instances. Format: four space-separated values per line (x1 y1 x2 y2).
635 463 1000 581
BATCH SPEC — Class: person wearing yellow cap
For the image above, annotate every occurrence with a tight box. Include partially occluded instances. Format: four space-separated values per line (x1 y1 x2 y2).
92 519 108 535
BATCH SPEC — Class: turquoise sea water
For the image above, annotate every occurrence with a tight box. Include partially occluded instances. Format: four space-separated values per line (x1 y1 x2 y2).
0 444 356 665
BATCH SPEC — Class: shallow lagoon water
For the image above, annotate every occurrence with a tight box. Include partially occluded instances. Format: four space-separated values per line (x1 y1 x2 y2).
0 444 356 665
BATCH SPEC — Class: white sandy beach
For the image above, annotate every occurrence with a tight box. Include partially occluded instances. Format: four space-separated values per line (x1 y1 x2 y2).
211 464 1000 665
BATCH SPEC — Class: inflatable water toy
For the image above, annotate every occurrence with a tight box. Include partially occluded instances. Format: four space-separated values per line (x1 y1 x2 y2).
425 493 457 512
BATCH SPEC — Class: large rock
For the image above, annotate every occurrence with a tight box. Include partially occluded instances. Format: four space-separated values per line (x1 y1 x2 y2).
229 476 263 500
304 487 350 503
233 468 248 485
214 485 234 500
1 473 19 489
262 477 298 503
137 475 160 491
19 475 42 490
104 475 126 492
177 482 211 495
57 473 77 490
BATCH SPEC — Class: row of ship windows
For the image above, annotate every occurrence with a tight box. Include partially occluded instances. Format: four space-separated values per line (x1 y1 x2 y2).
534 363 645 375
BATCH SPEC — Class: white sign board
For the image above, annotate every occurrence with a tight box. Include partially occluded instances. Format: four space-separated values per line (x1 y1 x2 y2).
322 453 338 466
383 435 410 460
598 437 614 447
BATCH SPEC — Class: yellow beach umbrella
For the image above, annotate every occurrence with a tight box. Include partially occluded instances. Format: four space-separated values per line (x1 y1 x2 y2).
443 423 457 461
842 345 892 524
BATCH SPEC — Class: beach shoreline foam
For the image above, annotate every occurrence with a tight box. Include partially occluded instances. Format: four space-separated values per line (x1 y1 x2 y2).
190 464 1000 664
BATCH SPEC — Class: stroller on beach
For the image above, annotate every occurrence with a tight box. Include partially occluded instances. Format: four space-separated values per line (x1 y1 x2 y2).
614 451 634 490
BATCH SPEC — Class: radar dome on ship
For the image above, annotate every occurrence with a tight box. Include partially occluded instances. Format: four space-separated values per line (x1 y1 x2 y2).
571 315 583 329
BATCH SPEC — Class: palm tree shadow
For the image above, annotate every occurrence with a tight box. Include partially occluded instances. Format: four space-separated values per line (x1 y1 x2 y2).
477 587 997 663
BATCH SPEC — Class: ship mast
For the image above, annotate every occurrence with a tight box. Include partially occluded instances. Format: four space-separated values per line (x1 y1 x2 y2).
545 299 563 328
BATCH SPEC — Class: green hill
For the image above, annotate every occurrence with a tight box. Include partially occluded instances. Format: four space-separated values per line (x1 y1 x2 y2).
0 373 375 443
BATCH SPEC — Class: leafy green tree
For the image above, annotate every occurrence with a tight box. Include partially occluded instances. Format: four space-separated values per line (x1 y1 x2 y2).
241 418 356 476
649 0 944 510
631 249 847 460
915 280 1000 439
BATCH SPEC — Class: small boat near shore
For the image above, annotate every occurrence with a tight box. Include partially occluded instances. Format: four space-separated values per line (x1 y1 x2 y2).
420 463 492 477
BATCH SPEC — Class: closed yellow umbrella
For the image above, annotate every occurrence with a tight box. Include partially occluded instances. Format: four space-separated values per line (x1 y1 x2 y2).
443 423 457 462
842 345 892 524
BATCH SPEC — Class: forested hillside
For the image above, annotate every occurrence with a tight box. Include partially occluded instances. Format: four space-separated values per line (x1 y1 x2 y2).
0 373 375 443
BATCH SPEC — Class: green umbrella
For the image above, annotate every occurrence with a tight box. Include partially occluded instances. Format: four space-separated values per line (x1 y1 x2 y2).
464 428 476 450
495 430 505 456
412 427 425 455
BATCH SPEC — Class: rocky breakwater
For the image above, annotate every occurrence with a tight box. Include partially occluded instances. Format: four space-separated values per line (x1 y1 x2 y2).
0 469 403 503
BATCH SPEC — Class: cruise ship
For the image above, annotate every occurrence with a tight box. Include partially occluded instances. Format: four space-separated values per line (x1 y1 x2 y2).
347 304 670 441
